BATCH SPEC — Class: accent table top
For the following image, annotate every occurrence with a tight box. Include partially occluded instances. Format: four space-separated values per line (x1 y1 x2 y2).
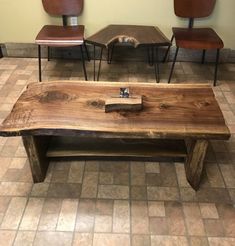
0 81 230 140
86 25 171 48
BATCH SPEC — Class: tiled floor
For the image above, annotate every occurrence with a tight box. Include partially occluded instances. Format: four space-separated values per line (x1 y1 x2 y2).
0 57 235 246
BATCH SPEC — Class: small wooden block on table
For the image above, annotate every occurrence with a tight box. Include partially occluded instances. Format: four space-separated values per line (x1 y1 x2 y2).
0 81 230 190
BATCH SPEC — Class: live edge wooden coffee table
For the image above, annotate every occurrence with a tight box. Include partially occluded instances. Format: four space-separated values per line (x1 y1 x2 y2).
86 25 171 82
0 81 230 190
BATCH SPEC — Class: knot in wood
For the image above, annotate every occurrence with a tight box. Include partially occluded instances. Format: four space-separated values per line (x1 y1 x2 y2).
88 100 105 109
159 103 170 110
39 91 69 103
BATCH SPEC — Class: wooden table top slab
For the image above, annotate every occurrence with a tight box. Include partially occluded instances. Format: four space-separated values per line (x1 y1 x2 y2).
0 81 230 140
86 25 171 48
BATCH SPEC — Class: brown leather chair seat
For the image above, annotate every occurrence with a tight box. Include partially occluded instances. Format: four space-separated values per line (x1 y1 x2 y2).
36 25 85 47
172 28 224 50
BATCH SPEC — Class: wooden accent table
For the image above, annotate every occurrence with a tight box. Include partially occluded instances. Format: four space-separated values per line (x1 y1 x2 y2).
0 81 230 190
86 25 171 82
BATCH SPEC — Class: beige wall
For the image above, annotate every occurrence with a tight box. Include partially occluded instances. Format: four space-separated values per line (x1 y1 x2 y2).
0 0 234 49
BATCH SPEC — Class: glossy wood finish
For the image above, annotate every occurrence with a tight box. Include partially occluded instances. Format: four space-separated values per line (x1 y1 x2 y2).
35 25 84 47
86 25 170 48
0 81 230 189
42 0 83 16
173 27 224 50
0 81 229 140
174 0 216 18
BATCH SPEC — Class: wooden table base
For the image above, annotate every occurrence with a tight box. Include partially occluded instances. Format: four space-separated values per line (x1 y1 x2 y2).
22 135 208 190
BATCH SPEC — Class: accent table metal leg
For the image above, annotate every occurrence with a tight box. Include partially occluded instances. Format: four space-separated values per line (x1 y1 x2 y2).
97 47 103 81
107 44 114 64
93 45 96 81
148 46 154 66
153 47 160 83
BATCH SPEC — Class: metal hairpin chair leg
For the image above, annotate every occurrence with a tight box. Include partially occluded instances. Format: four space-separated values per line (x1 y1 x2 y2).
38 45 42 82
163 35 174 62
80 45 87 81
168 46 179 83
47 47 50 61
214 49 220 87
201 49 206 64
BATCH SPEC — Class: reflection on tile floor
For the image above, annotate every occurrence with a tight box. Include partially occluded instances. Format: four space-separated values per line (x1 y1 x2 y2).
0 57 235 245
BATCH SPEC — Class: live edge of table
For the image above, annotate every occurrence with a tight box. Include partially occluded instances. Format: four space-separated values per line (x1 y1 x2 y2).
0 81 230 190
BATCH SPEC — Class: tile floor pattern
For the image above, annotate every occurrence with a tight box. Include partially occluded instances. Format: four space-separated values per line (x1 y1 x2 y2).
0 57 234 246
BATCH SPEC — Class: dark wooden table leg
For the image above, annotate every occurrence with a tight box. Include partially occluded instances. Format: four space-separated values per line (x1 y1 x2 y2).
22 135 51 183
185 139 208 190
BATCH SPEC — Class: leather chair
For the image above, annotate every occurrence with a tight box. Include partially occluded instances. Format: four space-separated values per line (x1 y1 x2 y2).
165 0 223 86
35 0 89 82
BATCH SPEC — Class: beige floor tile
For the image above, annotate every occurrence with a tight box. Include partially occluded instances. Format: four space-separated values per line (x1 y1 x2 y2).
95 199 113 216
19 198 44 230
145 162 160 173
148 201 165 217
57 199 78 232
31 183 49 197
208 237 235 246
38 198 62 231
14 231 36 246
98 185 129 199
0 182 32 196
68 161 85 183
132 235 151 246
93 233 130 246
1 197 27 230
113 200 130 233
199 203 219 219
75 199 95 232
81 172 98 198
151 235 188 246
131 201 149 234
94 215 112 232
34 232 73 246
189 237 209 246
147 187 180 201
72 233 92 246
219 164 235 188
0 230 16 246
183 203 206 236
175 162 191 188
9 157 27 169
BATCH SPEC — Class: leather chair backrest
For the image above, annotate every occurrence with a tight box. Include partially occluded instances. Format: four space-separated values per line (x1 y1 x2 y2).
42 0 83 16
174 0 216 18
